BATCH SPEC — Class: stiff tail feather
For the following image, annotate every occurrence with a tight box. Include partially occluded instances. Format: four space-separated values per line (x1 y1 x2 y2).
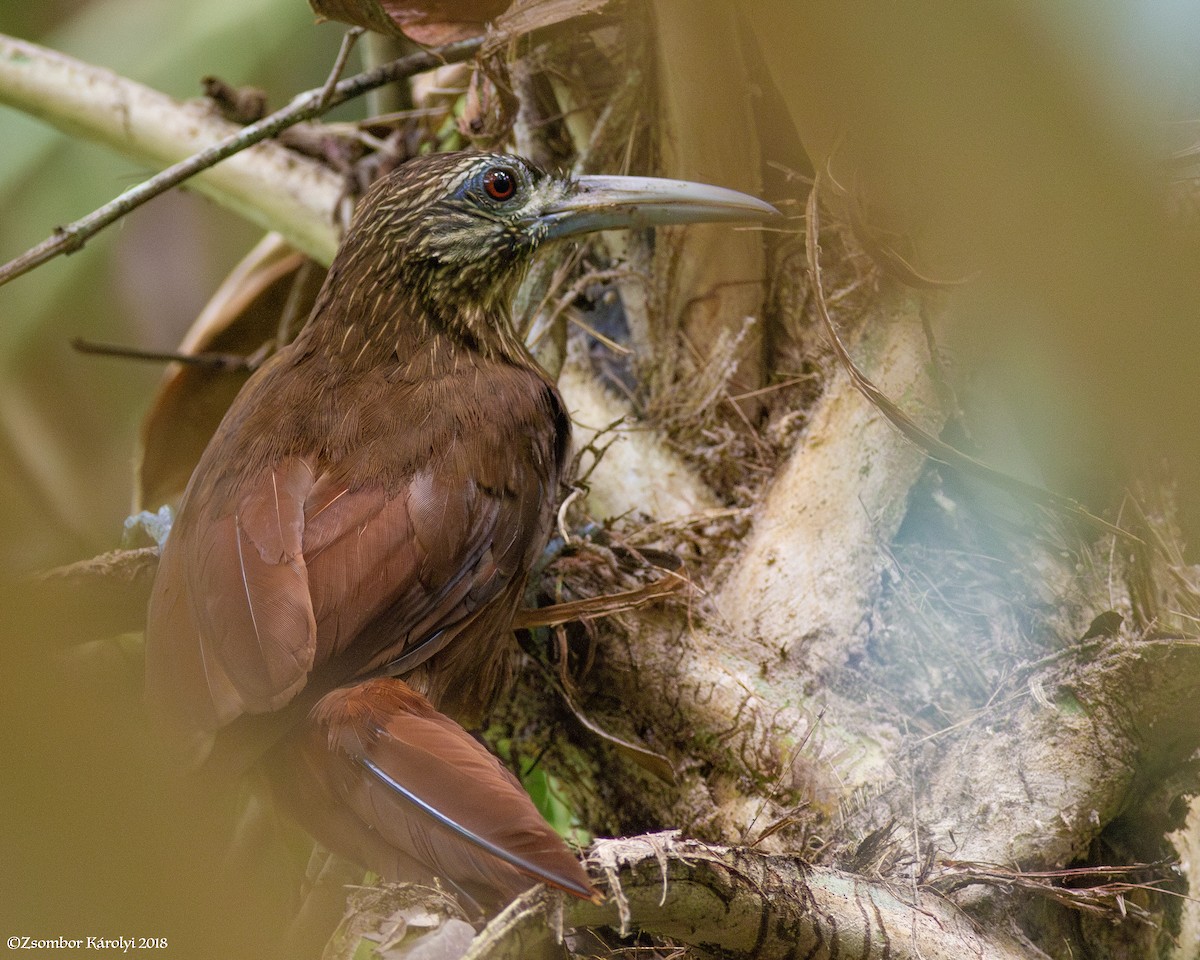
268 677 598 906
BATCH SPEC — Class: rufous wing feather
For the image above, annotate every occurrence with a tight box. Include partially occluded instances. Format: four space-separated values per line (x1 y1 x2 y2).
302 472 502 669
148 457 541 757
146 459 318 753
299 466 541 704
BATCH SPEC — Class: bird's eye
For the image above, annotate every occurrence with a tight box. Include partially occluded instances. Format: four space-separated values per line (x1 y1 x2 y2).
482 167 518 201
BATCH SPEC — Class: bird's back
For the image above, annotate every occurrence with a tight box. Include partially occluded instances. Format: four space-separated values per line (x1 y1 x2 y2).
146 318 569 756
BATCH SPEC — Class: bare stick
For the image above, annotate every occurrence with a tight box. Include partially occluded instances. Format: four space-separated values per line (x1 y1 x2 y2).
70 337 251 371
0 31 483 289
316 27 365 112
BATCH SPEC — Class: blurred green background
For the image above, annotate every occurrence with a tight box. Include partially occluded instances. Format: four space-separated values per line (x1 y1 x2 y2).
0 0 345 577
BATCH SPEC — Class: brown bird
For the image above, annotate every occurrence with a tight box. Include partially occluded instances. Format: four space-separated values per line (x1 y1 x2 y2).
144 150 776 905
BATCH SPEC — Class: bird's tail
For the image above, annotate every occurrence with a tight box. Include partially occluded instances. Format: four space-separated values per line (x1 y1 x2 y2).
267 677 598 907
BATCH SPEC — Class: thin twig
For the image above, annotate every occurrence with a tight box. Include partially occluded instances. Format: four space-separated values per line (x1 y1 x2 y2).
316 28 365 111
71 337 252 371
568 311 632 356
726 373 817 403
556 486 583 543
351 106 453 127
0 32 484 289
803 179 1141 545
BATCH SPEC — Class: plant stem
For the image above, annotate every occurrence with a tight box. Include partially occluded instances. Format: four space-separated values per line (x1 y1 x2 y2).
0 31 483 288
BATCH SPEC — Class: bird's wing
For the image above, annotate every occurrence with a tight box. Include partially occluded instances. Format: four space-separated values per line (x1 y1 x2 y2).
299 435 552 688
146 458 319 753
271 678 596 904
147 445 551 754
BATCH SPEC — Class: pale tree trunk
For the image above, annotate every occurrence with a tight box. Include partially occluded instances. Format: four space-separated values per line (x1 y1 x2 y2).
474 5 1200 959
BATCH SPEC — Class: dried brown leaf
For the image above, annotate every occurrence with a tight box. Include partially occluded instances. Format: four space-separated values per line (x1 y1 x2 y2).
512 571 685 630
137 234 325 507
310 0 511 44
484 0 610 54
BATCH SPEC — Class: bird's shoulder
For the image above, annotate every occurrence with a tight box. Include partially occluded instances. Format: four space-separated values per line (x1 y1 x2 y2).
180 330 566 512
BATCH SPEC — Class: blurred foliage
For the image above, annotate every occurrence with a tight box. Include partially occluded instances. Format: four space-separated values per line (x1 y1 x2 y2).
743 0 1200 542
0 0 346 572
0 4 346 957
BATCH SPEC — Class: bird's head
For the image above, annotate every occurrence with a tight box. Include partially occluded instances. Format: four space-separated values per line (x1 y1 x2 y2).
336 150 778 350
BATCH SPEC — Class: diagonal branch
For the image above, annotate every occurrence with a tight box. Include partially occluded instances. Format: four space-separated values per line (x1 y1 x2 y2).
0 31 484 287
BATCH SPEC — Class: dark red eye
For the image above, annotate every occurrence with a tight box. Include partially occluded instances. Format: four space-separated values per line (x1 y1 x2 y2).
483 167 517 201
